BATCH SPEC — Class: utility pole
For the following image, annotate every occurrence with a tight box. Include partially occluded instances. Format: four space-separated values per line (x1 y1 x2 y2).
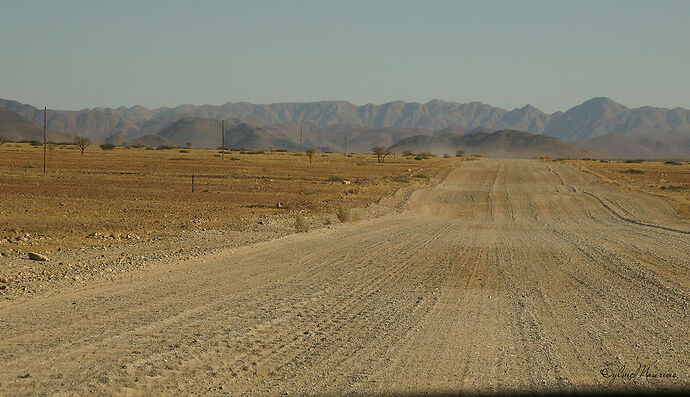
43 107 47 174
221 119 225 160
344 134 347 157
299 126 303 152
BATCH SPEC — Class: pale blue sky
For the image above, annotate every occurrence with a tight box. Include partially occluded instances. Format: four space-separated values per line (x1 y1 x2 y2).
1 0 689 112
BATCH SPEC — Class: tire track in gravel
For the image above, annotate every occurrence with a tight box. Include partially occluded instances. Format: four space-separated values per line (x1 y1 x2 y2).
0 158 687 395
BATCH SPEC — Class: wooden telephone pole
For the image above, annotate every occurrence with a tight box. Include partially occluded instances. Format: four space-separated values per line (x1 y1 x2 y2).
43 107 47 174
344 134 347 157
221 119 225 160
299 126 303 152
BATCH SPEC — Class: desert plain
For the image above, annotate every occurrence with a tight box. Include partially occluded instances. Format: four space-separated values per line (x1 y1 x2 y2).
0 143 688 395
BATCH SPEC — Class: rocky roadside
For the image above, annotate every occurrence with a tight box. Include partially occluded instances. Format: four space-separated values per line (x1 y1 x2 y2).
0 179 422 302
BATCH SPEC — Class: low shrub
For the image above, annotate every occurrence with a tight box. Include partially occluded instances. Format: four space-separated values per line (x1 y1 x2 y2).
664 160 681 165
100 143 116 150
625 159 644 163
179 149 190 153
621 169 645 174
325 176 344 183
336 206 350 223
391 175 411 183
660 185 686 191
294 214 309 232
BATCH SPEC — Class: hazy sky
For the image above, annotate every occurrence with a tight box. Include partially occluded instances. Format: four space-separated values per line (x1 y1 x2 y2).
2 0 689 112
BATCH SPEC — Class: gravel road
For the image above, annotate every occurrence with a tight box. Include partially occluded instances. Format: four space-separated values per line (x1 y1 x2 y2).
0 158 688 395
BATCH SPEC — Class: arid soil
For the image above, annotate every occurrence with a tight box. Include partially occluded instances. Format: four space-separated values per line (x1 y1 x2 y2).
571 159 690 218
0 159 688 395
0 143 446 252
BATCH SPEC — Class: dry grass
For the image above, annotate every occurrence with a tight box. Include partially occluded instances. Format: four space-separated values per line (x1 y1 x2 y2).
573 159 690 218
0 143 454 252
336 206 350 223
294 214 309 233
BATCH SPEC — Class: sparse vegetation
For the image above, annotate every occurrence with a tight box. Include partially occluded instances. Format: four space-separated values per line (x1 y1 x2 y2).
325 176 345 183
306 148 316 164
336 206 350 222
576 159 690 218
661 185 686 191
74 136 90 155
372 146 392 163
456 149 464 157
390 175 411 183
625 159 645 163
664 160 681 165
621 169 645 174
100 143 116 150
0 144 450 251
294 214 309 232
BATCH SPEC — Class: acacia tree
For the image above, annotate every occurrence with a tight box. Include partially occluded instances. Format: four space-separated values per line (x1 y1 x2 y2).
372 146 391 163
306 148 316 164
74 136 90 155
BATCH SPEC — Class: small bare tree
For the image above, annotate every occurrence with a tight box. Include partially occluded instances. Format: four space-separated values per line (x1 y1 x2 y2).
74 136 90 155
372 146 391 163
306 148 316 164
186 141 193 149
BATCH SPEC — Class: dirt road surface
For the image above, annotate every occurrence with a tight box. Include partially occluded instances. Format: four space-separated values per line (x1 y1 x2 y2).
1 159 688 395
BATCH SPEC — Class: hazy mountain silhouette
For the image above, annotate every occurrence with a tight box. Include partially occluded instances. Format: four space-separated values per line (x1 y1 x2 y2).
0 107 72 142
577 131 690 159
2 97 690 158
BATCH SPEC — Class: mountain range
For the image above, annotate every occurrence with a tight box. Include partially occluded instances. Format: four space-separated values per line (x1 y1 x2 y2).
1 97 690 159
